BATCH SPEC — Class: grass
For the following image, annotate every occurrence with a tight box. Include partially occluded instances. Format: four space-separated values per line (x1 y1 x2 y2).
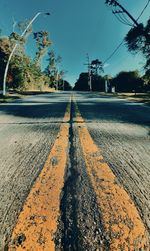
0 93 22 103
117 93 150 105
101 92 150 106
0 88 56 103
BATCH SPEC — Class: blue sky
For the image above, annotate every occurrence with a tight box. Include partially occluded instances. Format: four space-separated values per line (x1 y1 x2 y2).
0 0 150 85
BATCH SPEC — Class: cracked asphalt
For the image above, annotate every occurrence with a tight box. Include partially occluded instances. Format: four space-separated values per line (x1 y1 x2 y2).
0 91 150 250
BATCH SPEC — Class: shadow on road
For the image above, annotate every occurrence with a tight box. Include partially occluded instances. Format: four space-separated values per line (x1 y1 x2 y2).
76 96 150 127
0 92 71 120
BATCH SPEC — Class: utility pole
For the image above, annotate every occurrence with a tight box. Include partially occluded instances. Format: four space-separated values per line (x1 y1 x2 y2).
106 0 139 27
61 70 67 91
84 53 92 91
56 69 59 91
63 79 65 91
105 79 108 93
114 1 139 26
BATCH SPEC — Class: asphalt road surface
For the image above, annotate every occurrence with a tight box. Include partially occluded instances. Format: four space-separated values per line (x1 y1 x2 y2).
0 92 149 251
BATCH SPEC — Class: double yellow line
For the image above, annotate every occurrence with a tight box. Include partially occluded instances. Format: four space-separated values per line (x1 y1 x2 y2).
8 96 149 250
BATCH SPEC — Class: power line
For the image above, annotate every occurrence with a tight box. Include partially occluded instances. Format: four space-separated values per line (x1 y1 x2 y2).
114 13 133 26
121 12 134 26
113 6 134 27
136 0 150 21
103 40 124 64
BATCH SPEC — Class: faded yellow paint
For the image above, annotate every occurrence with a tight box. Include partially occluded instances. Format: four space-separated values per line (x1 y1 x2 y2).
74 98 149 250
8 101 71 251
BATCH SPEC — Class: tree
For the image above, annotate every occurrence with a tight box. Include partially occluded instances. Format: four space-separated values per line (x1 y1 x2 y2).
111 70 144 92
0 34 49 91
73 73 89 91
73 72 105 91
74 58 104 91
142 69 150 91
91 75 105 91
34 31 52 66
45 50 56 87
0 37 12 89
63 80 72 91
45 50 62 88
58 80 72 91
0 19 54 92
125 20 150 69
0 21 35 90
9 20 33 51
91 59 103 76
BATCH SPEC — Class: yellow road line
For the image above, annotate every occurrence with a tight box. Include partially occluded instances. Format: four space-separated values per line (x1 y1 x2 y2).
74 97 149 250
8 100 71 251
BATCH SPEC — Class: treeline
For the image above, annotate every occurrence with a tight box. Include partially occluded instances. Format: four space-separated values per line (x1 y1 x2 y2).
0 22 71 92
73 70 150 92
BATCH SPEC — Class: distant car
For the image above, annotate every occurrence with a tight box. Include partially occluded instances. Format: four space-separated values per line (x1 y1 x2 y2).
0 90 3 94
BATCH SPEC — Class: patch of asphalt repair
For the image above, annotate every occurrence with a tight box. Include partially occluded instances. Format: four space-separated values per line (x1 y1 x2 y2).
55 99 109 251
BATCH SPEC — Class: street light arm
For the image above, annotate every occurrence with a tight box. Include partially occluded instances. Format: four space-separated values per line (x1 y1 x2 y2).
21 12 41 37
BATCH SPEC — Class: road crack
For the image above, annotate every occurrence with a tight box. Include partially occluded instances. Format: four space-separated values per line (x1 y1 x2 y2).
55 98 106 251
55 98 81 251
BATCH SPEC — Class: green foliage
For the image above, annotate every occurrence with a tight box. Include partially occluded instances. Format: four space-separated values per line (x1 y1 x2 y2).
58 80 72 91
44 50 63 88
105 0 117 7
142 69 150 91
45 50 57 81
74 73 89 91
112 70 144 92
0 37 11 88
0 21 58 92
18 20 32 36
92 75 105 91
73 72 105 91
63 80 72 91
91 59 103 76
0 35 48 91
125 19 150 69
125 24 145 52
34 31 52 66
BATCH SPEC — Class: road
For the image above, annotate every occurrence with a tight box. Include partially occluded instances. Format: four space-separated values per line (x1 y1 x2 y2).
0 92 150 250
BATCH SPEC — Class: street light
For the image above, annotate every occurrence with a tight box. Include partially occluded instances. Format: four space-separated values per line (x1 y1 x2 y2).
2 12 50 96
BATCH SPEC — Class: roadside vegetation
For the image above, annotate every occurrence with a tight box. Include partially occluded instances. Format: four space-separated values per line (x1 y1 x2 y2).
0 21 71 96
73 70 150 93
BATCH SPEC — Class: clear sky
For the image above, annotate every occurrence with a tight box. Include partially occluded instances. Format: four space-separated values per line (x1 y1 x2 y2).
0 0 150 85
